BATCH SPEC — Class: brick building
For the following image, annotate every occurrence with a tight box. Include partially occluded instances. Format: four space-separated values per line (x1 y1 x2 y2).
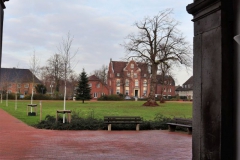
0 68 41 95
107 59 151 98
175 76 193 100
156 75 176 98
88 75 109 100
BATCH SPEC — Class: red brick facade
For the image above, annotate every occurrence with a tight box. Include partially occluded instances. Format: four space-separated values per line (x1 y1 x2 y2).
107 59 151 98
0 68 41 95
156 75 176 97
88 75 109 99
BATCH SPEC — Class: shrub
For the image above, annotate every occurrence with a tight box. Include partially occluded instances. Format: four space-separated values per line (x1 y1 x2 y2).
98 94 123 101
33 112 173 131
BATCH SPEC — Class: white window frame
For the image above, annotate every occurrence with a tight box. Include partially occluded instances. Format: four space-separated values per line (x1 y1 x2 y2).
125 79 129 86
97 83 100 88
134 73 137 78
116 79 120 86
135 80 139 87
143 80 147 86
94 92 98 98
116 89 120 95
131 64 134 68
125 89 129 95
24 84 29 88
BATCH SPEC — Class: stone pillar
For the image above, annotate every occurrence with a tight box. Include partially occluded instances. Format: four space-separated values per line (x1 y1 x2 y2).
187 0 236 159
0 0 8 78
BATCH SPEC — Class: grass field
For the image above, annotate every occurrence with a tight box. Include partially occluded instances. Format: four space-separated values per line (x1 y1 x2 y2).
0 100 192 125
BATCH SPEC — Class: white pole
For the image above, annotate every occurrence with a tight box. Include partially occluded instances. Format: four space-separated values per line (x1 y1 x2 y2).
6 92 8 107
15 93 17 110
63 85 66 123
40 101 42 121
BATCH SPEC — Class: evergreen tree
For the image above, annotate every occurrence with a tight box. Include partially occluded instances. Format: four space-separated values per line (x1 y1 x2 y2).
76 69 91 103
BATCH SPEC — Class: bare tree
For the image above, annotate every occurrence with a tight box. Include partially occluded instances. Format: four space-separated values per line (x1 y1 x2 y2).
92 64 108 84
123 9 192 106
46 54 64 94
57 32 78 123
157 63 174 103
29 51 40 104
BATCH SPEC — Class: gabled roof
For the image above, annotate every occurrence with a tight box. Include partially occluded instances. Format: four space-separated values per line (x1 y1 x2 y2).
183 76 193 85
175 76 193 91
88 75 100 81
156 75 175 86
0 68 41 83
111 60 149 76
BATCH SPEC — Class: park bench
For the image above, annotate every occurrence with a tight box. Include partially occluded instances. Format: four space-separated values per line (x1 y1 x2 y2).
166 118 192 134
104 116 143 131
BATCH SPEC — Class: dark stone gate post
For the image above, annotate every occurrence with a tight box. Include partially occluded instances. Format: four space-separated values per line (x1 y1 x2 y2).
187 0 237 159
0 0 8 70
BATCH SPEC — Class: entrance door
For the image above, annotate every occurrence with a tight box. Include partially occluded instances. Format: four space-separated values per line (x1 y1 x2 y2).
135 90 138 97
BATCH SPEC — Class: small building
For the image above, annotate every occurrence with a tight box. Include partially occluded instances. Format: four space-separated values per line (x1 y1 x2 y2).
175 76 193 100
88 75 109 99
155 75 176 98
0 68 41 95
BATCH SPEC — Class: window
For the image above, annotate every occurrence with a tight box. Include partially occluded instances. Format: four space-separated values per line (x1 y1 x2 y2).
143 80 147 86
97 83 100 88
125 90 129 95
169 88 172 92
125 79 129 86
134 73 137 78
144 74 146 77
131 64 134 68
116 79 120 86
89 83 92 87
127 72 130 77
135 80 139 87
24 84 29 88
143 90 147 96
117 73 120 77
93 92 98 98
101 93 105 96
116 89 120 95
17 83 21 88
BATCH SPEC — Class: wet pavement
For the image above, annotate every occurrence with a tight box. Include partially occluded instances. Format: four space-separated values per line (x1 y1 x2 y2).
0 109 192 160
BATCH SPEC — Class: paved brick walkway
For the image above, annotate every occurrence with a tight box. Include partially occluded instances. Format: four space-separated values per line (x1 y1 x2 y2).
0 109 192 160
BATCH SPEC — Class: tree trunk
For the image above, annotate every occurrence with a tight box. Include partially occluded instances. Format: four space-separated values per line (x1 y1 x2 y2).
143 64 159 106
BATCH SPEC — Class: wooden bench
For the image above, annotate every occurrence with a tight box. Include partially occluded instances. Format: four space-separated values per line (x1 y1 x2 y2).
56 110 72 123
166 118 192 134
104 116 143 131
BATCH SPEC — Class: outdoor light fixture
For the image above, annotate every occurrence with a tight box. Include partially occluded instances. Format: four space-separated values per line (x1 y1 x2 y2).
234 34 240 45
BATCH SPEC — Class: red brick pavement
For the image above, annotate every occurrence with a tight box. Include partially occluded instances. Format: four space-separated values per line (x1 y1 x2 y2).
0 109 192 160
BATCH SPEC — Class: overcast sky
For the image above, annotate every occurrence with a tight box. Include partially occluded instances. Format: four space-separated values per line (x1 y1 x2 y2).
2 0 193 85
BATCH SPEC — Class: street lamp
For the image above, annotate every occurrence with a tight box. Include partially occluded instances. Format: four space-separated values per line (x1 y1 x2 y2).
50 81 54 97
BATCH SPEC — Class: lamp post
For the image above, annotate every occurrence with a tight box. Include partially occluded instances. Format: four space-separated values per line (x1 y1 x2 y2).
50 81 54 97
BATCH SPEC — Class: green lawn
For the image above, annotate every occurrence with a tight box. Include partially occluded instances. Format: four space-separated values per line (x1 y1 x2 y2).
0 100 192 125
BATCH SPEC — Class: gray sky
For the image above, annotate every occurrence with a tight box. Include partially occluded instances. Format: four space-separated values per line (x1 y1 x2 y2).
2 0 193 85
